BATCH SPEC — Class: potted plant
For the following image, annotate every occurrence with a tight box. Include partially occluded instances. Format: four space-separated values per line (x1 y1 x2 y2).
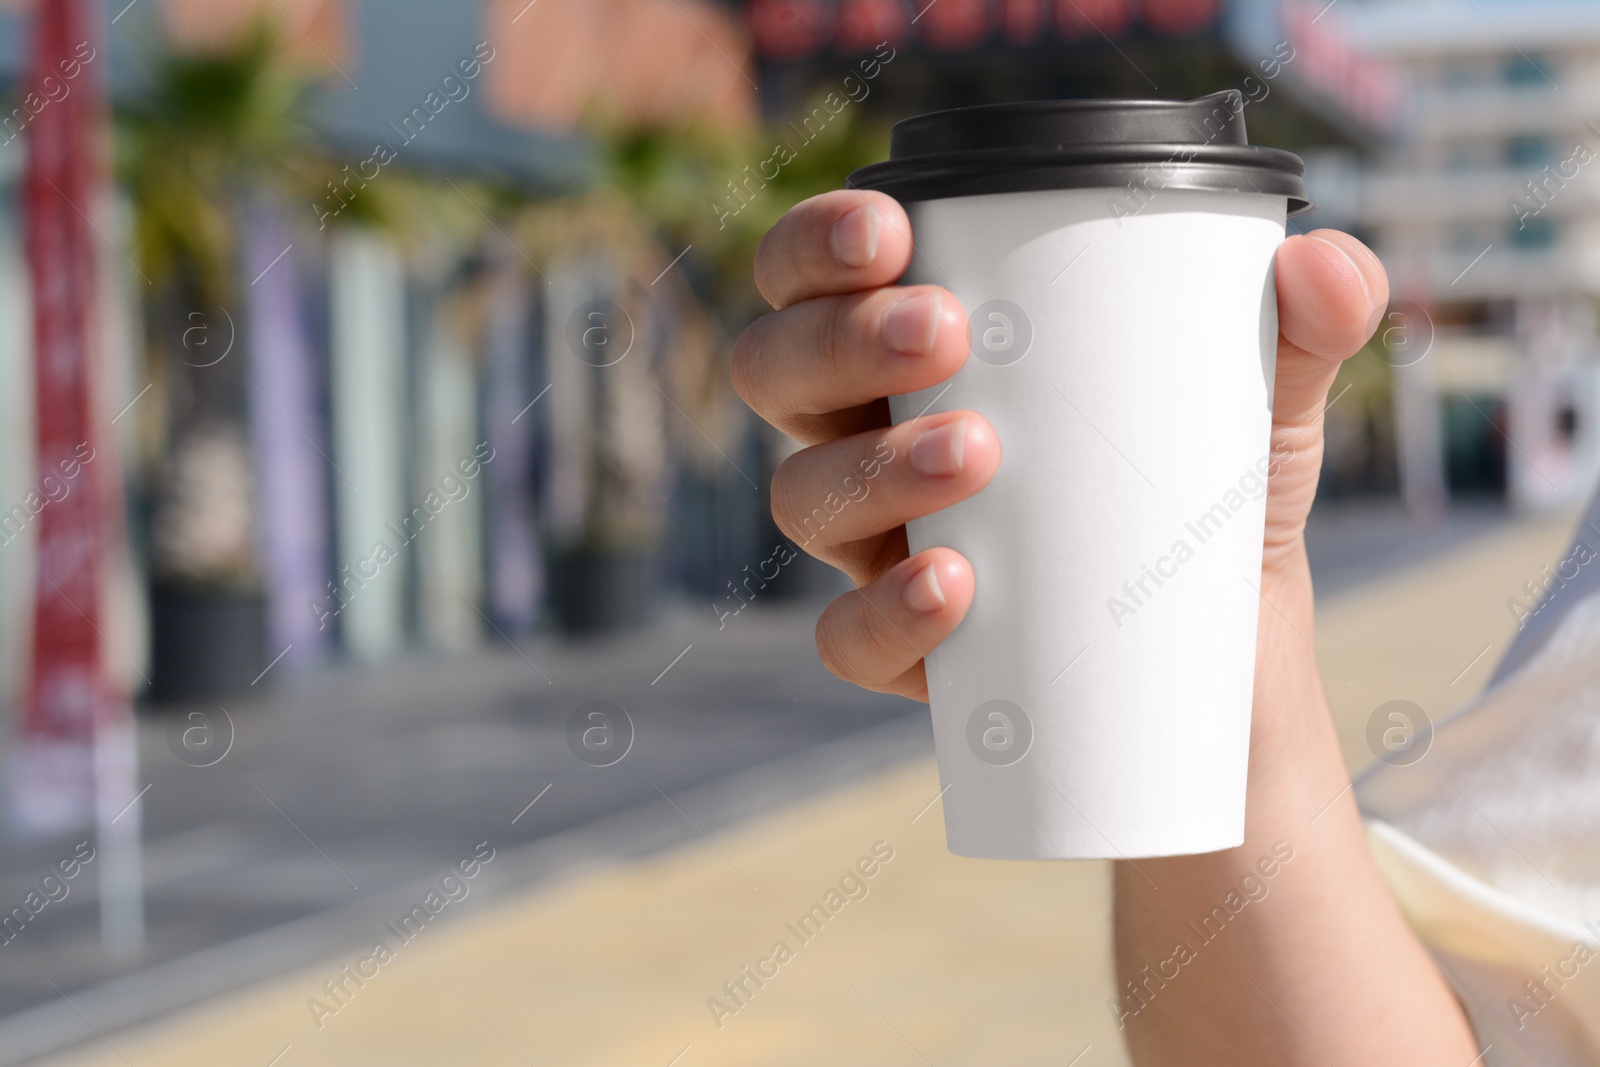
504 193 677 634
593 113 892 602
118 25 310 698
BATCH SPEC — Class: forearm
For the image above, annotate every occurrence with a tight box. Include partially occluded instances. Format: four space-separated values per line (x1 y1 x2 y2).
1111 548 1478 1066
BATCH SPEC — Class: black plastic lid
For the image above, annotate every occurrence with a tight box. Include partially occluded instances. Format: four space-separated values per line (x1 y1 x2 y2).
848 91 1312 215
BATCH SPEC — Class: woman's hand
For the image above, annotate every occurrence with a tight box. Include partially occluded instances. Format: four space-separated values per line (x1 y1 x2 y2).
733 188 1385 706
734 190 988 701
735 189 1480 1066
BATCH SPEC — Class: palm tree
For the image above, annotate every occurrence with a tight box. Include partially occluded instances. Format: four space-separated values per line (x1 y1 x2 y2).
116 21 341 696
118 23 316 594
482 106 890 622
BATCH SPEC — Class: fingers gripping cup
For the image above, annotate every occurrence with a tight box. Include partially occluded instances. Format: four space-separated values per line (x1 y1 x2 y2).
850 92 1311 860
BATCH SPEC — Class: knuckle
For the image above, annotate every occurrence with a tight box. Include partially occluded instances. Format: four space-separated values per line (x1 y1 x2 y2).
1268 419 1324 460
854 597 906 671
817 296 848 381
768 454 804 542
769 456 842 551
815 614 852 682
818 589 904 687
729 320 763 410
776 485 834 551
752 224 782 308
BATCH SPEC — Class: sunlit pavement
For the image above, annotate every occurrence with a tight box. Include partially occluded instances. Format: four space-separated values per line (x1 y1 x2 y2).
21 501 1584 1067
0 588 913 1064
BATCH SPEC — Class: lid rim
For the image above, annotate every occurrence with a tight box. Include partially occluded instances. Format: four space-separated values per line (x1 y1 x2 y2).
863 141 1307 166
853 94 1311 215
888 92 1246 125
849 155 1313 216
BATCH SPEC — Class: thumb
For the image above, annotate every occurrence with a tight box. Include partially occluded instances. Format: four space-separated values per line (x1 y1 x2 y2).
1262 231 1389 563
1272 229 1388 429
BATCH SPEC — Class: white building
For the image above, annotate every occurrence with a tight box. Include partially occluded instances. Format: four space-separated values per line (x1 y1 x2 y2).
1297 0 1600 514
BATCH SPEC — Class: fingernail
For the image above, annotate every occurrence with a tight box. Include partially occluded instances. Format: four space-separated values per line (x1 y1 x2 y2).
883 292 941 356
831 204 879 269
910 417 967 477
902 563 947 615
1310 233 1380 319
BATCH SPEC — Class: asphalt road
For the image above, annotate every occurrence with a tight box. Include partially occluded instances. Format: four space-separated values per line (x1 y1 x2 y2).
0 596 914 1062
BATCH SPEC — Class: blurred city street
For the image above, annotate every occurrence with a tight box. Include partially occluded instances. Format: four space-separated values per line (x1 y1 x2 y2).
0 586 913 1063
4 0 1600 1063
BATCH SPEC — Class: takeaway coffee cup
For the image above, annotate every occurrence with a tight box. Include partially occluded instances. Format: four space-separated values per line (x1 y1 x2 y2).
849 92 1311 859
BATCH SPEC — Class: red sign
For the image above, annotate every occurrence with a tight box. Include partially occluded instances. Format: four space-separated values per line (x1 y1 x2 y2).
1000 0 1045 43
16 0 113 832
1282 0 1400 132
836 0 911 53
749 0 833 58
920 0 990 51
748 0 1221 57
1055 0 1131 39
1144 0 1218 35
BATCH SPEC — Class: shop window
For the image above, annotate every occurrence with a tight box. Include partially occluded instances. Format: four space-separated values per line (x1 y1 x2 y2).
1559 404 1580 443
1504 54 1555 86
1505 135 1554 168
1443 392 1507 497
1511 216 1559 249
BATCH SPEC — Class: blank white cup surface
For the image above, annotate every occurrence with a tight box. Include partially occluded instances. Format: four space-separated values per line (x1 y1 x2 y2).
891 186 1286 860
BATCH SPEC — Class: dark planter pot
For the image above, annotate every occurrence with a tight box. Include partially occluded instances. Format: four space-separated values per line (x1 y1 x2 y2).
546 549 656 636
149 584 267 702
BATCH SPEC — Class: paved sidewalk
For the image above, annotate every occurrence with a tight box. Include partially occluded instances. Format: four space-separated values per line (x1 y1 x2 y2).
0 595 912 1063
28 503 1584 1067
1314 504 1582 775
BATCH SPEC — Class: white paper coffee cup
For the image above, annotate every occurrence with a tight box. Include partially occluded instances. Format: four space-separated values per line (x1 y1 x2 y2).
851 93 1310 859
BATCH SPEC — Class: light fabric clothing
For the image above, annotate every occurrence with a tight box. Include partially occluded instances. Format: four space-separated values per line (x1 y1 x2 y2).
1357 492 1600 1067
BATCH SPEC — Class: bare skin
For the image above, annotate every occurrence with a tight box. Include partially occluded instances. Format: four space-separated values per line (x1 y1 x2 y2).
733 190 1481 1065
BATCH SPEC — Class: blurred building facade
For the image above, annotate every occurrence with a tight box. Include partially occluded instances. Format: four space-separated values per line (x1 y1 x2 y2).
1292 0 1600 515
6 0 1334 721
0 0 766 734
3 0 1598 737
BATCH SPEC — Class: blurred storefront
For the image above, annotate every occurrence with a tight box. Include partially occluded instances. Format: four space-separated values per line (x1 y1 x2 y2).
0 0 1404 745
3 0 1594 741
0 0 763 764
